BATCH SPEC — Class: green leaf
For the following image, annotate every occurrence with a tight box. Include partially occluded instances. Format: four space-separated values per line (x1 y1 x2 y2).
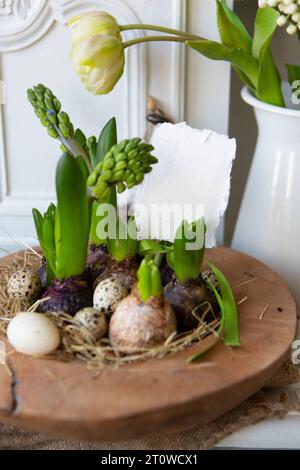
252 6 279 60
32 208 44 244
208 262 240 347
252 7 284 107
90 201 104 246
166 250 175 271
95 117 117 168
87 137 97 167
188 40 259 90
233 66 256 92
216 0 251 53
256 45 285 107
138 239 166 256
74 128 87 148
55 153 90 278
126 216 138 259
90 186 117 246
42 214 56 283
172 219 205 283
286 64 300 86
77 155 89 182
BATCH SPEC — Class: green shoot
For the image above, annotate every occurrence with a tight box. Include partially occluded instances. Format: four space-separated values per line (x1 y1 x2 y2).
32 203 56 286
167 219 206 283
32 153 90 281
55 153 91 278
137 258 163 302
90 118 118 246
138 239 167 257
107 216 138 261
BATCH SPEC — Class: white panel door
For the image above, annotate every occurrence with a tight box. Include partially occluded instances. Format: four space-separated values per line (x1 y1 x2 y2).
0 0 233 254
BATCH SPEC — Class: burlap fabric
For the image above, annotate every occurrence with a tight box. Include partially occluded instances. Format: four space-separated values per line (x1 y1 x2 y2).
0 361 298 450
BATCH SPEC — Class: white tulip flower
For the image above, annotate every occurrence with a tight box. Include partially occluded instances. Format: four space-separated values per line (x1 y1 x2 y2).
68 12 125 94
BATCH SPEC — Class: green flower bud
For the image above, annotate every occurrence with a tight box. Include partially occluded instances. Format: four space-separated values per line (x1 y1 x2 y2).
59 123 71 139
94 161 103 173
126 173 135 185
135 173 144 184
87 172 98 187
102 158 115 171
99 170 112 182
53 98 61 112
115 152 127 162
114 161 127 171
112 170 125 182
47 109 57 125
117 182 126 193
93 181 108 196
48 128 58 139
128 149 138 159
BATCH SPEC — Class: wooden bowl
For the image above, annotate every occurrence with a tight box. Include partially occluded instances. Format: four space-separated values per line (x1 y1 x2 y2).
0 247 296 442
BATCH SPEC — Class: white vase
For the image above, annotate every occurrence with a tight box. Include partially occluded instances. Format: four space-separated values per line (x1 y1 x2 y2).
232 86 300 307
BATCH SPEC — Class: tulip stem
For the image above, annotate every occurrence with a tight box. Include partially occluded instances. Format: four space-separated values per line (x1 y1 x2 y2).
123 35 194 49
120 24 202 41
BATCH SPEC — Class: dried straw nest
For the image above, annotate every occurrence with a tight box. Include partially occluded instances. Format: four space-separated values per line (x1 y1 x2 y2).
0 250 220 368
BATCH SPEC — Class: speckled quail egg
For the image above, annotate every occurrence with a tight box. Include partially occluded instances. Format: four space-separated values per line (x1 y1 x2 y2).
74 307 107 341
7 269 42 303
201 269 220 291
7 312 61 356
93 275 130 315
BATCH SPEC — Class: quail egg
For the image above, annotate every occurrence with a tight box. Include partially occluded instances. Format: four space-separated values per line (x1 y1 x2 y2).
201 269 220 291
93 274 130 315
74 307 107 341
7 269 42 304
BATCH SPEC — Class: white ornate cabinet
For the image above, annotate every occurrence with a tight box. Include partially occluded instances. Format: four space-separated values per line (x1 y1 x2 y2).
0 0 232 253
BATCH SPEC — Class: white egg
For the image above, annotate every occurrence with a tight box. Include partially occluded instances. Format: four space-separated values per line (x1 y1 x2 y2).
93 275 130 315
74 307 107 341
7 312 61 356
